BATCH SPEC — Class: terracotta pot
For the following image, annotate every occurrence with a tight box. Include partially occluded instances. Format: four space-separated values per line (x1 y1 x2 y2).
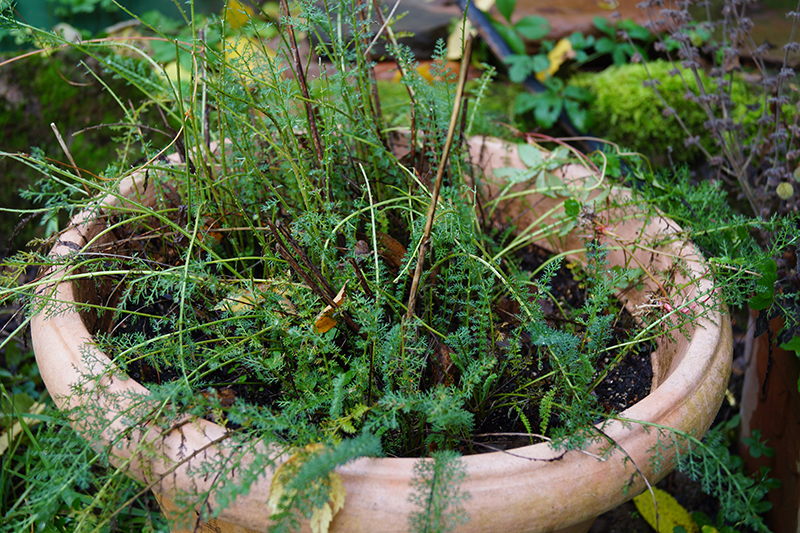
30 138 732 533
740 311 800 533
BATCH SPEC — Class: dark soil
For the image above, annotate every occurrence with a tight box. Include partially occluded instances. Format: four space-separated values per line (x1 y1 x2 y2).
101 235 654 456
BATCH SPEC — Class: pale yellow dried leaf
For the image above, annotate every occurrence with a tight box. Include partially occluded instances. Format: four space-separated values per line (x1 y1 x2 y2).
310 502 333 533
632 487 699 533
267 444 347 533
0 401 46 457
161 61 193 87
224 35 276 65
446 20 477 60
536 39 576 81
329 471 346 514
216 283 296 315
223 0 255 30
314 283 348 333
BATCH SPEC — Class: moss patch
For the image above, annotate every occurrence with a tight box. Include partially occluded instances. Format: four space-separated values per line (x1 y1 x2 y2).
0 51 155 254
572 61 758 164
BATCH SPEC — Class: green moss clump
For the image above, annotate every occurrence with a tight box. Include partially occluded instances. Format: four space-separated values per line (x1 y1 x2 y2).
572 61 757 163
0 51 156 253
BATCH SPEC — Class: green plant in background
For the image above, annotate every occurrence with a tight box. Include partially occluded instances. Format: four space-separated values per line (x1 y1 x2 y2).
514 76 592 131
502 27 595 130
476 1 655 133
631 416 779 533
492 0 550 55
0 50 164 252
633 0 800 364
592 16 653 66
47 0 117 17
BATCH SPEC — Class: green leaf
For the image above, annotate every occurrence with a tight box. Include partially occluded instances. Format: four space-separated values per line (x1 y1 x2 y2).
496 0 516 23
612 45 631 65
690 512 714 528
541 76 564 91
749 259 776 310
593 16 614 36
514 15 550 41
506 54 534 83
531 53 550 74
632 43 649 62
780 335 800 356
149 39 179 63
140 10 184 33
535 171 564 198
624 20 652 41
742 430 775 458
563 84 592 102
518 143 545 168
514 92 540 114
492 19 527 55
564 99 589 132
594 36 616 54
534 94 563 128
564 198 581 217
568 31 594 49
1 392 34 418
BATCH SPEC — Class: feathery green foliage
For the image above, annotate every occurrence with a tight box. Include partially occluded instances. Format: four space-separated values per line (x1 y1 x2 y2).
409 450 470 533
638 416 779 533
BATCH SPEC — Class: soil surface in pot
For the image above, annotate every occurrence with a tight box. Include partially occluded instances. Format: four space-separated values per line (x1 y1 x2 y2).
98 232 654 456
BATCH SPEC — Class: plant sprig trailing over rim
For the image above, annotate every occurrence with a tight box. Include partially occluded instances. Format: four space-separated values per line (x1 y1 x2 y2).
621 414 779 533
0 1 743 531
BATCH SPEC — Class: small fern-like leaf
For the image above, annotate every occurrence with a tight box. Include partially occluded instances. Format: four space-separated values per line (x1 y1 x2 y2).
539 388 557 436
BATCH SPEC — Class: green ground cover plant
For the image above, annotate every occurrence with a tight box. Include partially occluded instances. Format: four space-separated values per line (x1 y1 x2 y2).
572 60 758 164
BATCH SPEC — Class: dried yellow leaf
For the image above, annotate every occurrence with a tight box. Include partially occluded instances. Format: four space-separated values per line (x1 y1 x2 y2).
216 283 297 315
267 444 347 533
633 487 699 533
536 39 576 81
0 401 46 457
314 283 348 334
310 504 333 533
223 0 255 30
223 35 276 65
161 61 193 87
